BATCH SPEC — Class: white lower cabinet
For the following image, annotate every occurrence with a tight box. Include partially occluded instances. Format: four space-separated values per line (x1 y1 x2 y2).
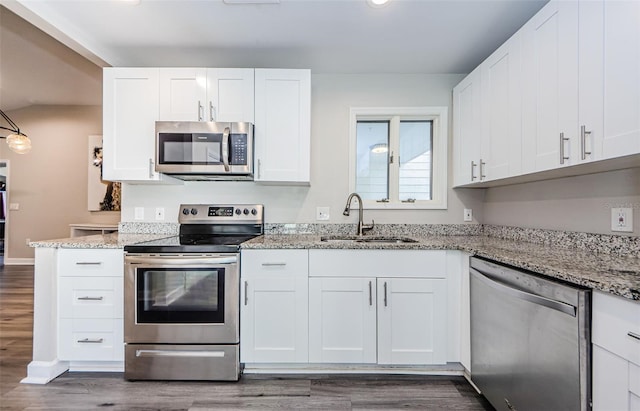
592 291 640 411
240 249 309 363
308 250 449 366
57 249 124 364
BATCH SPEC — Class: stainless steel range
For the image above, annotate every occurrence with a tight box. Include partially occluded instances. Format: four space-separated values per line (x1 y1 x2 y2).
123 204 263 381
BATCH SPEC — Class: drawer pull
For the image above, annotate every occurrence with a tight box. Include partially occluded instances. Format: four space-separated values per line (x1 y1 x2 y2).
77 338 104 344
628 332 640 341
77 296 104 301
75 262 103 266
261 262 286 267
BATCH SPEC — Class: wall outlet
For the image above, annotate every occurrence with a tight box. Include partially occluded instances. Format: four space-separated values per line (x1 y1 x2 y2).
611 207 633 232
25 238 30 246
134 207 144 220
463 208 473 222
316 206 330 221
9 203 19 211
155 207 165 221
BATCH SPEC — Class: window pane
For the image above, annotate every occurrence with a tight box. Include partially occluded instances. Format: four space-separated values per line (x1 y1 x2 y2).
399 121 432 201
356 121 389 201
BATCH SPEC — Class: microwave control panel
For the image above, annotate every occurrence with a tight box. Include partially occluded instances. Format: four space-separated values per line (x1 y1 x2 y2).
230 134 248 165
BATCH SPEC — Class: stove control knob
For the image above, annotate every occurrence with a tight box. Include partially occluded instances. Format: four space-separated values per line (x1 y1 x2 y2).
235 208 242 215
251 208 258 215
182 208 190 215
243 208 249 215
190 208 198 215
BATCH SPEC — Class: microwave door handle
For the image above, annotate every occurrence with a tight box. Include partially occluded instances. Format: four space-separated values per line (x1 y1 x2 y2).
222 127 230 172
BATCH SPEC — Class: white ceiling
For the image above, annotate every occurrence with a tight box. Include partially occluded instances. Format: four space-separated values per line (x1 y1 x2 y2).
0 0 548 111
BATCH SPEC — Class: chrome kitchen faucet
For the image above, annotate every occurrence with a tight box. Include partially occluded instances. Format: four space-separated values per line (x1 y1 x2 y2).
343 193 374 236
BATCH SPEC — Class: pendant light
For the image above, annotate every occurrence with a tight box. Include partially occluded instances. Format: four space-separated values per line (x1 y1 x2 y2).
0 109 31 154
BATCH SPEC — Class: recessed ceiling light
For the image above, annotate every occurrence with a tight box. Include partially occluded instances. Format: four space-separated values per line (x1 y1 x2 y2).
367 0 390 8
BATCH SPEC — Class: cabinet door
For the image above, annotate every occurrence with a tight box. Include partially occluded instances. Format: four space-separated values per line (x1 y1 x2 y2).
600 0 640 159
240 275 308 363
103 67 163 181
254 69 311 183
309 277 376 363
159 68 207 121
521 1 579 173
480 32 522 181
377 278 447 365
592 345 630 411
207 68 254 123
452 67 482 186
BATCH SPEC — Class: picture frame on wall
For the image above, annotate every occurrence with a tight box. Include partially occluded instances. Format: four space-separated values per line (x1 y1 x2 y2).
88 135 121 212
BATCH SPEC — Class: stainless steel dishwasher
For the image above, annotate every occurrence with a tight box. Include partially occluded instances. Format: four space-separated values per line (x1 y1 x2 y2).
470 257 591 411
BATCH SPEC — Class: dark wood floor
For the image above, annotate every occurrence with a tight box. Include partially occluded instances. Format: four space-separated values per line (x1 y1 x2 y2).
0 264 494 411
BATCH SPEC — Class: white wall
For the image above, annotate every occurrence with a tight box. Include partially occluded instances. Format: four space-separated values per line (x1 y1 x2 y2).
482 167 640 235
122 73 486 225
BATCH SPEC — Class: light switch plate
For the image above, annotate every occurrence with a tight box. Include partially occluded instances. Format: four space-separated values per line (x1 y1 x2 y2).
155 207 165 221
611 207 633 232
316 206 330 221
134 207 144 220
463 209 473 222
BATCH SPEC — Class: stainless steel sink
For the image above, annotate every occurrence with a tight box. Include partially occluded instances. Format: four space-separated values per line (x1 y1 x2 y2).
320 236 418 244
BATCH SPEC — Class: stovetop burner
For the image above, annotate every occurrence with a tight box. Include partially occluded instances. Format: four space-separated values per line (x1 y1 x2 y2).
124 204 264 254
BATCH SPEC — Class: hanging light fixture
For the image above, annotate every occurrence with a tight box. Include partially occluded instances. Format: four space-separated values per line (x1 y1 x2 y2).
0 109 31 154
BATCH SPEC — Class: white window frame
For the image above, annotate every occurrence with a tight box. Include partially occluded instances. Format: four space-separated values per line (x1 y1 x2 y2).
349 106 448 210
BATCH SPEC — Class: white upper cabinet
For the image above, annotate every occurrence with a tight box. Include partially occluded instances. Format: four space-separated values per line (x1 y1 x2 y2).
103 67 175 183
600 0 640 159
521 0 579 173
159 68 254 123
480 32 523 180
254 69 311 183
453 67 483 186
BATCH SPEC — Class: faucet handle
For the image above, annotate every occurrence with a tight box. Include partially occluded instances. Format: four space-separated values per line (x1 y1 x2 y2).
362 219 375 234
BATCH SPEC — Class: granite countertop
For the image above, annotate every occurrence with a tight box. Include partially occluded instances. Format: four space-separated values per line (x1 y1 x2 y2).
29 232 173 249
242 234 640 301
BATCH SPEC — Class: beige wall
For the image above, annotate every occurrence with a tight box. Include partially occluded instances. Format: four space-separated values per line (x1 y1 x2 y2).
482 167 640 235
121 73 487 225
0 105 120 261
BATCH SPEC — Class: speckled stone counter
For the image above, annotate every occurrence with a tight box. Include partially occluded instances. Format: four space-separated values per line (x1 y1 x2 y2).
242 234 640 301
29 232 172 249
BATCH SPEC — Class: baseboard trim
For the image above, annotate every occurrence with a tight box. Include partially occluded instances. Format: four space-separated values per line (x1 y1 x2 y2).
4 257 35 265
68 361 124 372
243 362 466 376
21 360 69 384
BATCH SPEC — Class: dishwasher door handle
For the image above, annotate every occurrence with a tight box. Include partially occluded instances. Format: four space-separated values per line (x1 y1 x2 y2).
470 267 577 317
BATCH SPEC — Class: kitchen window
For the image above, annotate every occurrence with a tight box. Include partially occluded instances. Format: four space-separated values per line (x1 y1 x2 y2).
349 107 448 209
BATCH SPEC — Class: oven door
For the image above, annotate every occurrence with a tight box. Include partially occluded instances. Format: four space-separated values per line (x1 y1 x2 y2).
124 253 239 344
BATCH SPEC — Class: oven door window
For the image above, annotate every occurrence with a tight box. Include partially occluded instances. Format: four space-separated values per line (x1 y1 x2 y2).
158 133 223 165
136 267 225 323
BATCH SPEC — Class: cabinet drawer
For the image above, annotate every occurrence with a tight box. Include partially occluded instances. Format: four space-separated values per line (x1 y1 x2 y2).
593 291 640 365
58 319 124 361
241 250 308 277
59 277 123 319
58 249 124 277
309 250 446 278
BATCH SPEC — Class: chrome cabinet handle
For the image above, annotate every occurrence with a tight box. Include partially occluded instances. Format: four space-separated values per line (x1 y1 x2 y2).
209 102 216 121
148 158 155 179
479 159 486 180
77 296 104 301
261 262 287 267
580 125 592 160
383 282 388 307
368 281 372 306
560 132 570 164
77 338 104 344
198 100 203 121
628 332 640 341
257 159 262 179
75 262 102 266
137 349 225 358
471 161 477 181
244 281 248 306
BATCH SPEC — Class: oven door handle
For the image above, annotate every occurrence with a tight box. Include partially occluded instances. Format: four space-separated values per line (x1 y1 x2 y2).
125 256 237 266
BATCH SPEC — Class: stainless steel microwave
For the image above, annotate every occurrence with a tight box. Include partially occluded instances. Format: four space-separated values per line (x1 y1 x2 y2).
155 121 254 181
